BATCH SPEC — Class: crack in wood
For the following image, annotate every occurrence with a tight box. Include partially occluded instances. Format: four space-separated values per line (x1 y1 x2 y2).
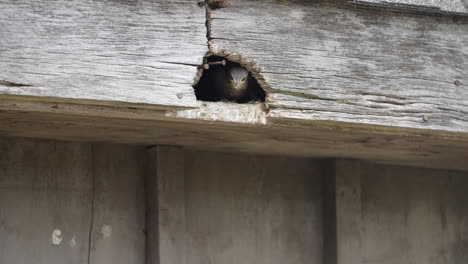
0 80 32 87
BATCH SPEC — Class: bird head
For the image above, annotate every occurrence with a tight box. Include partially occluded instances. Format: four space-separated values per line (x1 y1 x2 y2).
228 66 249 90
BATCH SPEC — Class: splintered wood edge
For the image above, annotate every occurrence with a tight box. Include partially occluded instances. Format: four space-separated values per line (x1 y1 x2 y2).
1 96 468 172
167 101 268 124
2 96 468 140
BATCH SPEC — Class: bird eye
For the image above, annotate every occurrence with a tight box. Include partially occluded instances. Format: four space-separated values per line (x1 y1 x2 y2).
240 77 246 83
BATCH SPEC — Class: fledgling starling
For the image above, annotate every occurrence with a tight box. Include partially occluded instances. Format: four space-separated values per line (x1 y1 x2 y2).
212 65 249 101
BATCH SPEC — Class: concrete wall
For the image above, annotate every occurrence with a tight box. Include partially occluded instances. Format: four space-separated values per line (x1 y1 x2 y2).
1 137 467 264
0 138 145 264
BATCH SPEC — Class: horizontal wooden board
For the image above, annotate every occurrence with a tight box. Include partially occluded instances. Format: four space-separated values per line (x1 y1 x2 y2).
353 0 468 14
1 0 468 171
0 0 206 108
209 0 468 133
0 99 467 171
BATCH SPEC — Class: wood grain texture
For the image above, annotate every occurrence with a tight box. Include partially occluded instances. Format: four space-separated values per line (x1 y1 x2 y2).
90 144 146 264
0 0 206 108
0 99 468 171
209 0 468 133
352 0 468 14
0 138 92 264
184 150 324 264
359 162 468 264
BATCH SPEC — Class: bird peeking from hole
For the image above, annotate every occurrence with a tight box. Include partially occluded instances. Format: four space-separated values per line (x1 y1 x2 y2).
213 65 249 101
194 57 265 103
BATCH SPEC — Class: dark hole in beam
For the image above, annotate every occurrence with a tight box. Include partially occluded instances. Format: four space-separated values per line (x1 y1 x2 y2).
193 56 266 103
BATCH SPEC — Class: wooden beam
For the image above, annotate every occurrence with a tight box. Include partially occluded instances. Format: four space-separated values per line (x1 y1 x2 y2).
352 0 468 14
1 0 467 135
1 99 468 171
209 0 468 133
1 0 468 171
0 0 206 108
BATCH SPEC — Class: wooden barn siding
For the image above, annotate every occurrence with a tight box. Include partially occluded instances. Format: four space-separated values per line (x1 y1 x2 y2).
210 0 468 133
1 0 468 172
0 0 206 108
1 0 468 135
353 0 468 14
1 137 468 263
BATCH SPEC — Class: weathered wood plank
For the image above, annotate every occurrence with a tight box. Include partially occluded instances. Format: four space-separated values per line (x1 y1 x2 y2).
209 0 468 133
352 0 468 14
0 0 206 108
90 144 146 264
184 150 323 264
0 138 92 264
145 146 187 264
0 100 468 171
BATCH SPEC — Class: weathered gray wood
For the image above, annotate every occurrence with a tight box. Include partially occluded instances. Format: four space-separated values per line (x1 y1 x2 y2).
184 150 323 264
1 99 468 171
337 161 468 264
145 146 186 264
209 0 468 133
0 0 206 108
334 160 362 264
90 144 146 264
353 0 468 14
0 138 92 264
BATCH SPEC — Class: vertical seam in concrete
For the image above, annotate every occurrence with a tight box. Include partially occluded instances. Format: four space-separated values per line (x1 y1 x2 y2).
322 159 337 264
87 144 96 264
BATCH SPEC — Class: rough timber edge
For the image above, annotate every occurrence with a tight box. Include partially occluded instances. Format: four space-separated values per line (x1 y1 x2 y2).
3 94 468 140
349 0 468 15
1 96 468 171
